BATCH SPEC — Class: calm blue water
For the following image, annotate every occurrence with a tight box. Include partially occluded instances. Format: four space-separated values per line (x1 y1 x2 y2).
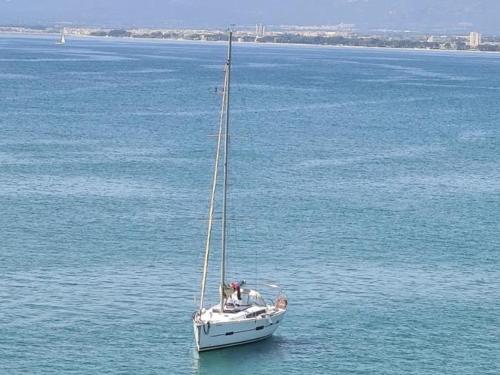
0 34 499 374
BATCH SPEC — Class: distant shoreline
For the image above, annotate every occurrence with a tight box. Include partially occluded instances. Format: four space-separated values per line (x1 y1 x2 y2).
1 29 500 56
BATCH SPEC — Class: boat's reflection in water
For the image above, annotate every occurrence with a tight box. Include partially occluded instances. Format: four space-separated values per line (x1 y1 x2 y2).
192 335 287 374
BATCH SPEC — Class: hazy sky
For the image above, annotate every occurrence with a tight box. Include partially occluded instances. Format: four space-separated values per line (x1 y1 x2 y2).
1 0 498 33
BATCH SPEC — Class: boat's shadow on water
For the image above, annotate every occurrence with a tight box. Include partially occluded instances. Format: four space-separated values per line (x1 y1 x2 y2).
192 336 288 374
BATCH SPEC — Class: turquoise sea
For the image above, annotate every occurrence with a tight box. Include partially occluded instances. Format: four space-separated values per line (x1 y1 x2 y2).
0 34 499 374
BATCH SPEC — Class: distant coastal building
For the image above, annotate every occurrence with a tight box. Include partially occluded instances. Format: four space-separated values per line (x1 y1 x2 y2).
469 32 481 48
255 24 266 37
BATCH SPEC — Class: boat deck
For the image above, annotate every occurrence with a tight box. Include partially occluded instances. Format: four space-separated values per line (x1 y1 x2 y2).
199 305 276 323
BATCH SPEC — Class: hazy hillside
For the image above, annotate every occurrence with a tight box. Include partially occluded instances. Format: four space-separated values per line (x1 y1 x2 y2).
0 0 497 33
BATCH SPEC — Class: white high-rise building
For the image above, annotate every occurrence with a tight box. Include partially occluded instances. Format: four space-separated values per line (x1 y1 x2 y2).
255 24 266 37
469 32 481 48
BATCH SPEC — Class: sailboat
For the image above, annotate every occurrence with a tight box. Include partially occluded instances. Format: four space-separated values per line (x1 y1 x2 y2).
192 31 288 352
56 28 66 45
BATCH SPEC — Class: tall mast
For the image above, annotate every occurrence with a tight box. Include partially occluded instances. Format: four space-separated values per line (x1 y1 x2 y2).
199 36 230 311
220 30 232 312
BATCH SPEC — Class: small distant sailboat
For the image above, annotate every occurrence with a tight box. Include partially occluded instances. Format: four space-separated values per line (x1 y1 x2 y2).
192 30 288 352
56 28 66 45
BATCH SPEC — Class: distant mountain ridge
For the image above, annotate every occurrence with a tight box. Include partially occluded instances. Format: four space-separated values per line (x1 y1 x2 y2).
0 0 498 34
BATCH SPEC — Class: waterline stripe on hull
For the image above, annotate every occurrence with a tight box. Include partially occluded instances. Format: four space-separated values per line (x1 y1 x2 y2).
198 334 273 352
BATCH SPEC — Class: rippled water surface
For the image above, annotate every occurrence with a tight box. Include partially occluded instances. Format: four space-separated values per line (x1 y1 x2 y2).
0 34 499 374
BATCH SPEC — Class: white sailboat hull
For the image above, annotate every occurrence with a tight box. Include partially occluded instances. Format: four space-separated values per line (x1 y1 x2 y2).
193 308 286 352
